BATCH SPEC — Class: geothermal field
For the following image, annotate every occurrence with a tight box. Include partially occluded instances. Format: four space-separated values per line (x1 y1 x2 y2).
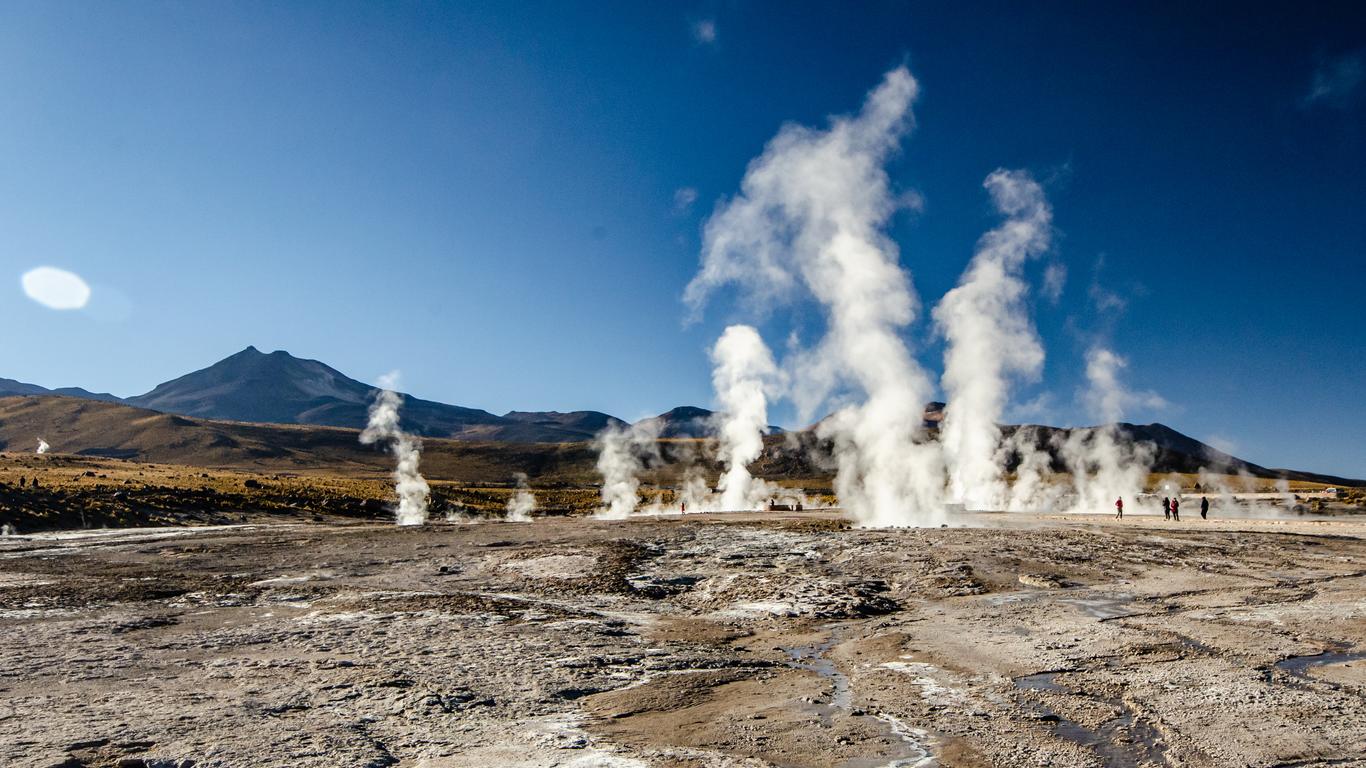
5 15 1365 768
2 496 1364 767
0 449 1363 767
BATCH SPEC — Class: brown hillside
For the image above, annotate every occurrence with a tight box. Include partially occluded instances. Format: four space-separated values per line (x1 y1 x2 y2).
0 396 600 484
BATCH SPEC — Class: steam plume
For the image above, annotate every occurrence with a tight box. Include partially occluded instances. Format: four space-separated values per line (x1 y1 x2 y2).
686 66 944 527
677 465 712 512
36 438 50 455
1060 348 1158 514
505 472 536 522
711 325 780 511
999 426 1064 512
934 170 1052 510
1273 477 1297 510
1191 468 1297 518
593 419 662 519
360 372 430 526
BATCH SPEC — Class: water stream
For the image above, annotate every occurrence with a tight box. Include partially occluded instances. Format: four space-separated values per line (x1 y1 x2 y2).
782 637 936 768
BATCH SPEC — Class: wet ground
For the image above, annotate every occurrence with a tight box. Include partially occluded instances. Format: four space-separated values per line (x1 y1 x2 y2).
1 511 1363 767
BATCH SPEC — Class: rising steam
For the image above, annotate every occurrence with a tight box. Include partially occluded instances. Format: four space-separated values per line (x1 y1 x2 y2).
360 372 430 526
934 170 1052 511
506 472 537 522
36 438 50 455
710 325 780 511
593 419 661 519
687 66 945 528
1058 348 1160 514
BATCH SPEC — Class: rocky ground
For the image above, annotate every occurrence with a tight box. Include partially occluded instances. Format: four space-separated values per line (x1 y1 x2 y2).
1 512 1363 767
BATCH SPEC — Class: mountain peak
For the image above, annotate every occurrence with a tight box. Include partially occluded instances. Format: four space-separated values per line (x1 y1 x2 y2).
642 406 715 438
126 346 368 425
118 347 591 441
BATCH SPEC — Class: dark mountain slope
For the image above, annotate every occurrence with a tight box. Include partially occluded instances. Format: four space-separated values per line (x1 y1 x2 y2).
0 377 123 403
503 410 627 440
123 347 585 442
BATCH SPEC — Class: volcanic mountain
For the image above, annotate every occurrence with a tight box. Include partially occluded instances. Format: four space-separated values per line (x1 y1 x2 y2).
7 348 786 443
114 347 593 442
4 348 715 443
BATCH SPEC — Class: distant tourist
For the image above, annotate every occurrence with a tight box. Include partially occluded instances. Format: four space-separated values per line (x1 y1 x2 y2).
1162 497 1170 520
1200 496 1209 520
1171 496 1181 521
1115 496 1124 519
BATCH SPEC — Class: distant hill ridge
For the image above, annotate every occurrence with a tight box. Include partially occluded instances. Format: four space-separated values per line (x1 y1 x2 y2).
0 346 1357 484
0 377 123 404
1 346 709 443
0 395 1359 487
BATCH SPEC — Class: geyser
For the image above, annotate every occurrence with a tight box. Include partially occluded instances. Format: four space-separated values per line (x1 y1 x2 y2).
1060 347 1159 514
359 372 430 526
36 438 50 455
593 419 661 519
506 472 537 522
710 324 780 511
934 169 1053 511
687 66 945 528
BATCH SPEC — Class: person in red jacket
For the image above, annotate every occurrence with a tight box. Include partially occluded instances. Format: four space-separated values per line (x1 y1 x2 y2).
1115 496 1124 519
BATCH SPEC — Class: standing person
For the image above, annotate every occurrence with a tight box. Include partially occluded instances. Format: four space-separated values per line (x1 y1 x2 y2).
1115 496 1124 519
1172 496 1181 521
1162 496 1170 520
1200 496 1209 520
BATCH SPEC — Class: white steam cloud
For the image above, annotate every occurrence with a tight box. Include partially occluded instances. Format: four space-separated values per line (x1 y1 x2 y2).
659 66 1198 524
687 66 945 528
360 372 430 526
676 464 712 513
711 325 780 511
999 427 1064 512
36 438 50 455
1057 347 1158 514
1083 347 1165 422
593 419 661 519
506 472 537 522
934 170 1052 511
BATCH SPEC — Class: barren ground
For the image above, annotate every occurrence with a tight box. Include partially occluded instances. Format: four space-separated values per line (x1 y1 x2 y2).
2 512 1363 768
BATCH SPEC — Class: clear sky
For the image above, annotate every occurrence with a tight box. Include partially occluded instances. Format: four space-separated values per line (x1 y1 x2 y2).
2 2 1363 477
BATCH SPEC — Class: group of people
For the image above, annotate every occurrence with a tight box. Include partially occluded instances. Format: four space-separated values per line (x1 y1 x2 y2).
1113 495 1210 520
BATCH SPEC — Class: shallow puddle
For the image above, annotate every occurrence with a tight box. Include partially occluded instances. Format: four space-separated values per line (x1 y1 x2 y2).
1275 649 1366 679
1015 670 1068 693
1014 670 1168 767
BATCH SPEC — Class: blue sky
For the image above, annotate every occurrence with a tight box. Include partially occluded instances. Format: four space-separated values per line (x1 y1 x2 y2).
2 2 1363 477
